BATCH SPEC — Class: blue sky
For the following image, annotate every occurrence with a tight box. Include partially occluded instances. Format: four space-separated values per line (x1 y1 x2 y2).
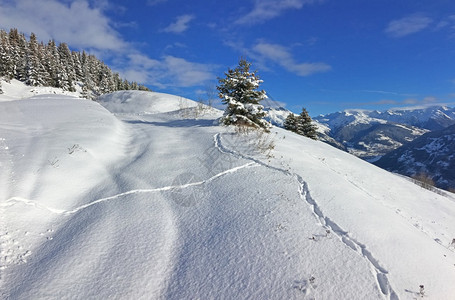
1 0 455 116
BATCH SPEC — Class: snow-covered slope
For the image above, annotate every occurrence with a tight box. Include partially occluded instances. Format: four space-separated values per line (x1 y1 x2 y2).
1 90 455 299
0 79 83 101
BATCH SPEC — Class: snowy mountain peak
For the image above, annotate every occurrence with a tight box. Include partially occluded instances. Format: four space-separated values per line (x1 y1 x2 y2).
316 105 455 130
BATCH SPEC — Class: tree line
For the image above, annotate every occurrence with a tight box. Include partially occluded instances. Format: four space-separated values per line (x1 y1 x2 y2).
0 28 149 98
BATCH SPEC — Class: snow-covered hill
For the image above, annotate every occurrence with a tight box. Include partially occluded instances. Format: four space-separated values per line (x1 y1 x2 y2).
1 90 455 299
0 79 83 101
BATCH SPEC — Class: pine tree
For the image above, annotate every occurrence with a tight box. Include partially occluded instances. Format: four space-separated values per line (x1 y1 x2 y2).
45 40 61 87
0 28 151 96
25 33 43 86
122 79 130 90
0 31 15 80
7 29 21 79
283 113 298 132
15 32 28 82
57 42 75 91
72 51 83 82
217 58 270 130
0 32 5 78
296 108 318 140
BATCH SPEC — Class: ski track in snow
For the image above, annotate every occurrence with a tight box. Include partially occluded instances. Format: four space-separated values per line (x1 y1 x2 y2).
215 132 398 300
1 162 258 216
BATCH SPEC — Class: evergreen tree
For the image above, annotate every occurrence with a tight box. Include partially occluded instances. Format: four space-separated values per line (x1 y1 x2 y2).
0 32 6 78
0 28 151 97
7 29 21 79
122 79 130 90
45 40 61 87
57 42 76 91
296 108 318 140
25 33 43 86
217 58 270 130
283 113 298 132
72 51 83 82
98 65 115 94
15 32 28 82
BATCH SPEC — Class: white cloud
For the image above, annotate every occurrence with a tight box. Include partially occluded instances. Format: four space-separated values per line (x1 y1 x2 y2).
162 14 195 34
0 0 214 89
118 54 216 88
385 15 432 38
235 0 321 25
161 56 215 87
252 42 331 76
0 0 127 51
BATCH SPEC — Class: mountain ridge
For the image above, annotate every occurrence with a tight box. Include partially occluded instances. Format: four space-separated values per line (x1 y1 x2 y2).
375 123 455 190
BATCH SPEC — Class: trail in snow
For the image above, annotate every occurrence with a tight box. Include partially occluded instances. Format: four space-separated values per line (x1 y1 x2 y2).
215 131 398 300
296 176 398 300
1 162 258 216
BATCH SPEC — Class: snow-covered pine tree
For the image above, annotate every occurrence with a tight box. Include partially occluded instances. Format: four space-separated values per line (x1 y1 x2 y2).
25 33 43 86
217 58 270 130
296 108 318 140
72 51 84 83
45 40 61 87
7 29 21 80
122 79 131 90
0 33 5 79
57 43 76 91
15 32 28 83
283 113 298 132
0 28 151 96
36 41 51 85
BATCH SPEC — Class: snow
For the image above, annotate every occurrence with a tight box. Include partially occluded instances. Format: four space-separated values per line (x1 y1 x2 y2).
0 79 83 101
97 90 199 115
315 110 388 131
1 88 455 299
315 106 455 133
418 138 450 154
392 123 429 136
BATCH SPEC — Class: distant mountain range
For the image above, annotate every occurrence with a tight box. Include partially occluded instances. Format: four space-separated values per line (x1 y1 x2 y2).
375 123 455 190
313 106 455 190
314 106 455 159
